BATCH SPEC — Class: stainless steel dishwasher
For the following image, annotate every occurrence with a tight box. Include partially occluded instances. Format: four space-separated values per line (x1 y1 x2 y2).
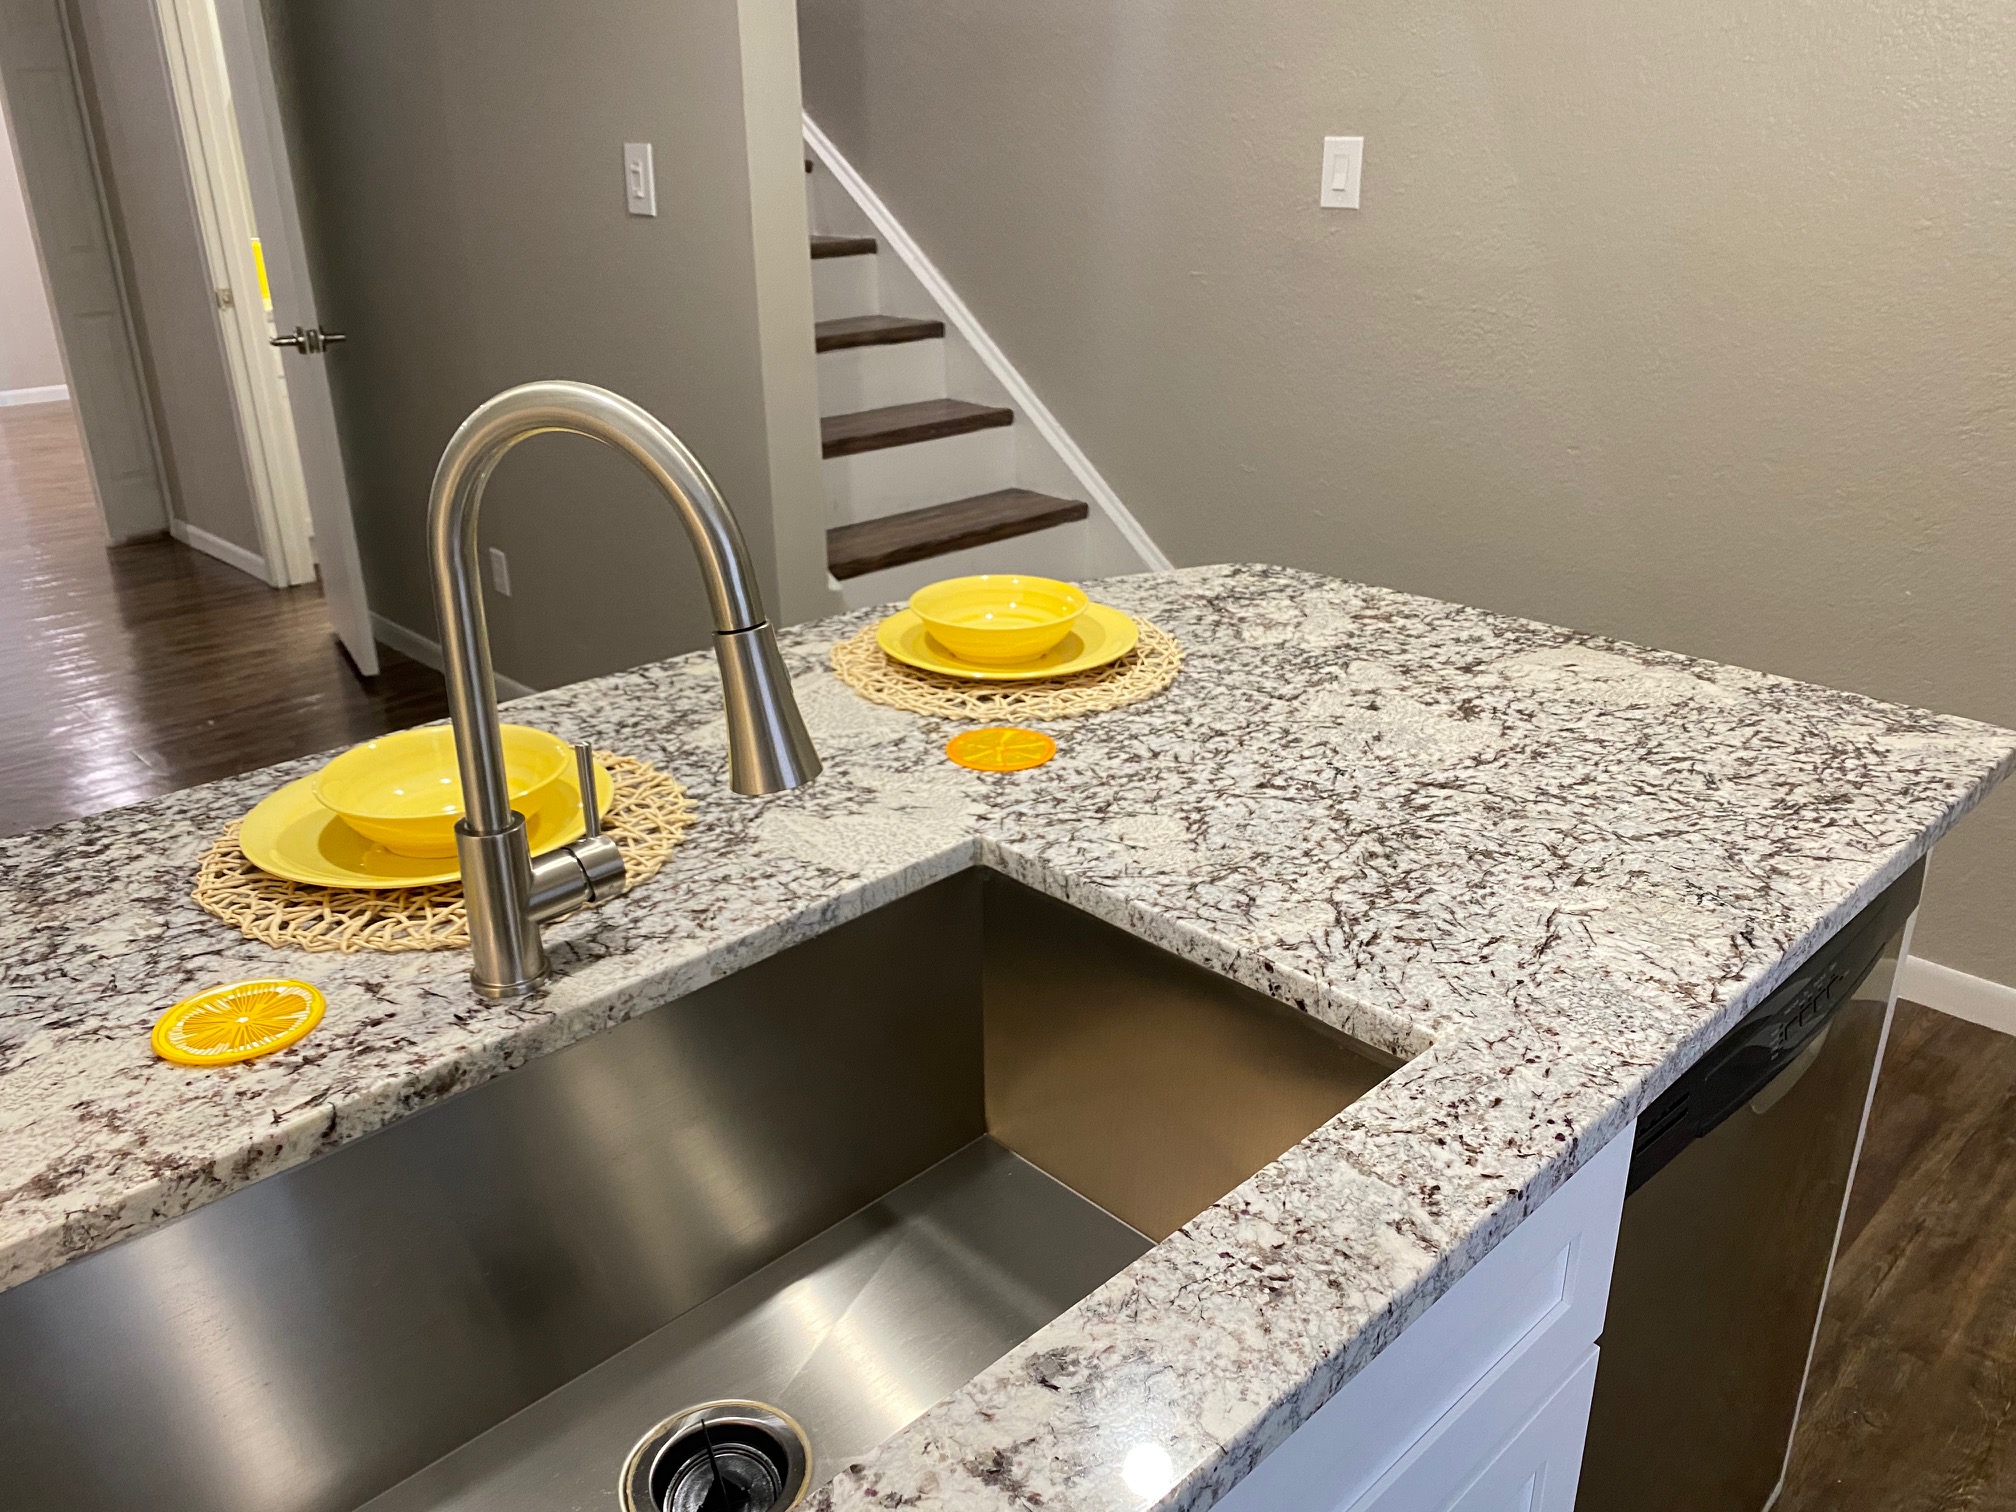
1576 859 1922 1512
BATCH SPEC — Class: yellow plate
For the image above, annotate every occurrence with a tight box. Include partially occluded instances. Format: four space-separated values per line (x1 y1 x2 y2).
876 602 1139 682
239 761 614 889
153 979 326 1066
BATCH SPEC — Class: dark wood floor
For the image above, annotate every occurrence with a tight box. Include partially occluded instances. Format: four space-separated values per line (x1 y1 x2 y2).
0 401 445 838
1778 1000 2016 1511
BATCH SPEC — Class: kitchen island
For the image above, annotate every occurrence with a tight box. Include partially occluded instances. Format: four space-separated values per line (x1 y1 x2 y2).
2 563 2010 1511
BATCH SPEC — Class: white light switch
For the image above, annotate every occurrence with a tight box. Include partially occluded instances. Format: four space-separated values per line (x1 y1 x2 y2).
623 142 657 217
487 546 512 596
1320 136 1364 209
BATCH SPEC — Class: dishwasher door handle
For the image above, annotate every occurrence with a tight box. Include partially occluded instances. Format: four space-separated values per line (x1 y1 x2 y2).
1748 1022 1832 1117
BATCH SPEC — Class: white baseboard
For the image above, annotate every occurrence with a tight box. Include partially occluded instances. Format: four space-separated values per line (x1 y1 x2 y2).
371 611 537 701
0 383 69 407
169 516 272 584
1897 955 2016 1038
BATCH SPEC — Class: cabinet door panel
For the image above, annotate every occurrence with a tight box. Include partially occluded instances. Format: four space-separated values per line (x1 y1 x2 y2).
1213 1130 1629 1512
1446 1347 1600 1512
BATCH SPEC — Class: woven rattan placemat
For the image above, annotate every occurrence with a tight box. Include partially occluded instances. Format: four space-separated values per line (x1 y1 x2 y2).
829 619 1182 720
192 752 694 953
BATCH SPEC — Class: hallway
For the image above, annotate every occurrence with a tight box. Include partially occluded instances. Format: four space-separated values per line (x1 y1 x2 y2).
0 400 444 837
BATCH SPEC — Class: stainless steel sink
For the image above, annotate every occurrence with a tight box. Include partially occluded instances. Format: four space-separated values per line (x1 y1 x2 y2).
0 871 1399 1512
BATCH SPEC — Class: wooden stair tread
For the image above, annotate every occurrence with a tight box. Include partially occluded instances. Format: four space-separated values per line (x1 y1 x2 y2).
815 315 945 353
827 490 1090 580
821 398 1012 459
811 234 876 259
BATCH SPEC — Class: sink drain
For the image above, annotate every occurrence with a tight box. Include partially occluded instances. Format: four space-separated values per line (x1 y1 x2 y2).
621 1401 810 1512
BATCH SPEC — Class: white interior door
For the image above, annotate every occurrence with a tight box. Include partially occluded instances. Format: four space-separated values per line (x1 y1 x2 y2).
154 0 320 579
0 0 170 542
208 0 378 675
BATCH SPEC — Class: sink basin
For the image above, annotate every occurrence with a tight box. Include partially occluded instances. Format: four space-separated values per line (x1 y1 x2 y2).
0 871 1398 1512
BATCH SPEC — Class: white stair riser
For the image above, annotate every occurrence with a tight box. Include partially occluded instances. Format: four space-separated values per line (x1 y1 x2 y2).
816 339 945 417
824 427 1015 525
834 521 1090 610
811 254 878 323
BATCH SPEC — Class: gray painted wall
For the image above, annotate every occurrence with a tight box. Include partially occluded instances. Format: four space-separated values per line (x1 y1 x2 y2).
72 0 266 560
268 0 831 693
799 0 2016 985
0 105 64 394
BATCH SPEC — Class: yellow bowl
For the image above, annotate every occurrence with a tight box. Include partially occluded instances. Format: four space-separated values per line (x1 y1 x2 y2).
908 574 1090 666
312 724 575 858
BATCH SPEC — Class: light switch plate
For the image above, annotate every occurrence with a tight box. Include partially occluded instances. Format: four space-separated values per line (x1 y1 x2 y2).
487 546 512 596
1321 136 1364 209
623 142 657 217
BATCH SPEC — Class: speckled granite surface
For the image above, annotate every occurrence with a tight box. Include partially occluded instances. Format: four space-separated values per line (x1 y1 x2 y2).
2 564 2010 1511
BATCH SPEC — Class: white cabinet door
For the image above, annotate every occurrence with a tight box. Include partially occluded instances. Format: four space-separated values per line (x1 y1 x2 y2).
1446 1347 1600 1512
1214 1128 1630 1512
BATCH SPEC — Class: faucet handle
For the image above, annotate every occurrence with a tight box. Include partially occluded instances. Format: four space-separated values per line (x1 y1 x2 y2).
573 742 602 838
527 743 625 925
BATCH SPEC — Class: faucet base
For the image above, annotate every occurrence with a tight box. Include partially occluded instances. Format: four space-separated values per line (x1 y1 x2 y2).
456 815 551 998
470 971 549 1002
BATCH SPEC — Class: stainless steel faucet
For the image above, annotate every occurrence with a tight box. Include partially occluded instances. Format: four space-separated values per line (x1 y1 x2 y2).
428 380 822 999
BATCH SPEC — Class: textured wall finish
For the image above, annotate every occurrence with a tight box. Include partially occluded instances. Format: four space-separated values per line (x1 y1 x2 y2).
797 0 2016 983
270 0 828 691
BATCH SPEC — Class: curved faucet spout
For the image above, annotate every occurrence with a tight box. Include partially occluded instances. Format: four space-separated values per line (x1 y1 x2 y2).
426 380 822 998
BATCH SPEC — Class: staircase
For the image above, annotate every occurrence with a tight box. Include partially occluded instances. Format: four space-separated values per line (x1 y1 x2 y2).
805 161 1098 607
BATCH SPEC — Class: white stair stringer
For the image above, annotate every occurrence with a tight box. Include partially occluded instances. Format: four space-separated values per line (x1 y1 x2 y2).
804 115 1168 600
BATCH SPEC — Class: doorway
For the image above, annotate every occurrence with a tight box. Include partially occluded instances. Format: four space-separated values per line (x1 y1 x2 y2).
0 0 433 836
0 0 377 652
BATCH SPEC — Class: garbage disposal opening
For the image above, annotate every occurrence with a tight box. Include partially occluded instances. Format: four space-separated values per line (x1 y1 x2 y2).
620 1401 810 1512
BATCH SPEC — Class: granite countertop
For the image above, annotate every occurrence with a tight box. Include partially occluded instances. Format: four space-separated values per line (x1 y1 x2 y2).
2 563 2011 1511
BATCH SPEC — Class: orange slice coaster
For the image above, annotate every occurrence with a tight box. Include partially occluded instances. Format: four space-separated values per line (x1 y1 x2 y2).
152 979 327 1067
945 726 1058 772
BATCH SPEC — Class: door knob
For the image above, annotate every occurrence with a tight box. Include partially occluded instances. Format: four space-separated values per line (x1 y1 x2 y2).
270 325 347 355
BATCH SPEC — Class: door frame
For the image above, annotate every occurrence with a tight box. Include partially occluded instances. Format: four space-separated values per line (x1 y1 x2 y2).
151 0 316 587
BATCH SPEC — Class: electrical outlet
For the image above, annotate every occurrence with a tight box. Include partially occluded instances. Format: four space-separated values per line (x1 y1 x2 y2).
1320 136 1364 209
623 142 657 217
488 546 512 597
